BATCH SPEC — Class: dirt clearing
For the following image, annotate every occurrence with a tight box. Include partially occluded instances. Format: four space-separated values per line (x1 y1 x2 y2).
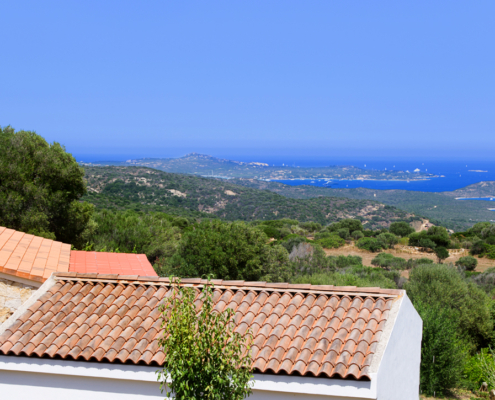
323 245 495 272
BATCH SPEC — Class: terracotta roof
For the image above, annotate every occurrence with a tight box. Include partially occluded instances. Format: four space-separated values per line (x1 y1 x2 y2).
0 226 157 282
0 273 401 381
0 226 71 282
69 251 157 276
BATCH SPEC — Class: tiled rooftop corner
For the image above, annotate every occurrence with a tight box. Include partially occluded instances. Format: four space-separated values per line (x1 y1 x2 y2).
0 273 402 381
0 226 71 283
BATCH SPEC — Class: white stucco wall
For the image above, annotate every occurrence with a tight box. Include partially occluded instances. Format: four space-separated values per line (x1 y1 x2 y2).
0 356 376 400
374 294 422 400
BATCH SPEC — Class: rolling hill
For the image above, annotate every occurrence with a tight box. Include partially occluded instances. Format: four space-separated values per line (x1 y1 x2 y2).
230 179 495 231
82 166 422 229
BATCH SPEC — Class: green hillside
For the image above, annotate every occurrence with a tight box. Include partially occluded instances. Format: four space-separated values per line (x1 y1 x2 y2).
82 166 421 229
230 179 495 231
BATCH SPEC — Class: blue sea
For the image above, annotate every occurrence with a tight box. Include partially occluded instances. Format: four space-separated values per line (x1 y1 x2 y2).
263 159 495 193
74 153 495 195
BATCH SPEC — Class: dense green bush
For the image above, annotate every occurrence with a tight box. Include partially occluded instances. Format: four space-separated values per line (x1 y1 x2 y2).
406 264 493 348
404 257 434 270
487 244 495 260
87 209 181 263
389 221 415 237
356 237 384 252
371 253 407 270
299 221 322 232
351 230 364 240
316 234 345 249
260 225 281 239
337 228 350 240
464 348 495 390
166 220 289 281
291 264 398 289
415 302 466 396
469 222 495 238
327 255 363 269
376 232 399 249
409 226 451 251
456 256 478 271
326 219 363 234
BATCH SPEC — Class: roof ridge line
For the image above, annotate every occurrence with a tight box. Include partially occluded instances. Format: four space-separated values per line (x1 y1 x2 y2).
52 272 403 297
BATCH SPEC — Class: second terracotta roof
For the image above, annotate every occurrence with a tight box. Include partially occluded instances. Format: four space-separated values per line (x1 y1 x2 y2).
69 251 157 276
0 226 157 282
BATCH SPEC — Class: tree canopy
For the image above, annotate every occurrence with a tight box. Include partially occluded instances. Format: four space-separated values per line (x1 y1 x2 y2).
405 264 493 348
166 220 288 281
389 221 415 237
0 126 93 246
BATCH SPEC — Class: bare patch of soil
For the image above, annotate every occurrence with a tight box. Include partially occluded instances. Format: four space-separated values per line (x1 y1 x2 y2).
323 245 495 272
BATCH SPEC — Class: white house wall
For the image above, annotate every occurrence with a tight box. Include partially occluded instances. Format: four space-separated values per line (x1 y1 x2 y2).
0 356 376 400
0 369 165 400
374 294 422 400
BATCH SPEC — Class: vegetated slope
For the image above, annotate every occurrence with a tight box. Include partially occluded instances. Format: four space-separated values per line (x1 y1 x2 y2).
84 153 435 181
230 179 495 231
442 181 495 198
82 166 421 228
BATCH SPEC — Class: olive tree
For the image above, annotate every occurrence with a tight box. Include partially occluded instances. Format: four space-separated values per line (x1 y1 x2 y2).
435 247 450 264
158 279 253 400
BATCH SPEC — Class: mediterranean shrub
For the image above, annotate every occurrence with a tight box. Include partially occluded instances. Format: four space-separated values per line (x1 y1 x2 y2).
389 221 415 237
455 256 478 271
167 220 289 281
356 237 384 252
351 230 364 240
371 253 407 270
406 264 493 348
464 348 495 390
316 234 345 249
415 302 466 396
376 232 399 249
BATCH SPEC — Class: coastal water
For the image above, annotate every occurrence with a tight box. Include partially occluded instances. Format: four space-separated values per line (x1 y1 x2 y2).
268 159 495 193
74 152 494 193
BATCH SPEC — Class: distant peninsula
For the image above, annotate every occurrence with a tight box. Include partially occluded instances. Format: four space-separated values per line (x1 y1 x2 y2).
82 153 438 181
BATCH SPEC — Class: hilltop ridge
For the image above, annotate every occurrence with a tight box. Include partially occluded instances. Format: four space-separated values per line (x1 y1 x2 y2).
83 153 436 181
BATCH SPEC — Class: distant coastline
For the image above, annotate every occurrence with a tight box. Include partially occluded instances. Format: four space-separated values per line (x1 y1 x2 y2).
456 197 495 201
271 177 434 183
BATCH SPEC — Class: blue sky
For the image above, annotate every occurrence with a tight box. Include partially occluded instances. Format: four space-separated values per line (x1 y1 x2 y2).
1 1 494 161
